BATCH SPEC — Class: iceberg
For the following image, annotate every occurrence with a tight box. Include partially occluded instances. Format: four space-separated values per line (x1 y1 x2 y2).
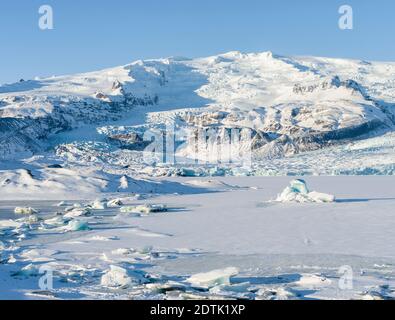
187 267 239 288
276 180 335 203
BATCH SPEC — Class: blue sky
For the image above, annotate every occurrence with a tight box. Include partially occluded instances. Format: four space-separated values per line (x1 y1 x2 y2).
0 0 394 84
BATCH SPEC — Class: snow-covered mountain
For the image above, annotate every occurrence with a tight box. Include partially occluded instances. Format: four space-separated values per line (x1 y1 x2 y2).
1 51 395 188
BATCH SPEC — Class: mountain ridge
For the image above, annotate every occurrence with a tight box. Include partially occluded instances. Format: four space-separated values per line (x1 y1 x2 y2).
1 50 395 178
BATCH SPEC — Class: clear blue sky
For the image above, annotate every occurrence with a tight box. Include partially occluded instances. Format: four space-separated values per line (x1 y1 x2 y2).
0 0 394 84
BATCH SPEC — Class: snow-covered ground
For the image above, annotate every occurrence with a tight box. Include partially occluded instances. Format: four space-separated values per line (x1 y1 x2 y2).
1 176 395 300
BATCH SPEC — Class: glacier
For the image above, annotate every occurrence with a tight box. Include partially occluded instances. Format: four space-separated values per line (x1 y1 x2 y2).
1 51 395 198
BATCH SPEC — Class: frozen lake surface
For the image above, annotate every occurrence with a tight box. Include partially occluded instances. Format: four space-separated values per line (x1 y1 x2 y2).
1 176 395 300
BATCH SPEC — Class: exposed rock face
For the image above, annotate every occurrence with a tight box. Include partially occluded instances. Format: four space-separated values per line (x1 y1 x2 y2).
0 92 158 159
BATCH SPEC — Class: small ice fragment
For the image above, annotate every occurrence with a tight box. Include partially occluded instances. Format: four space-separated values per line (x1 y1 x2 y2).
20 249 58 262
26 214 41 224
146 281 187 294
90 200 107 210
107 199 123 208
7 255 17 264
119 176 129 190
63 208 91 218
120 204 167 215
209 282 251 294
14 207 38 215
256 287 296 300
12 264 40 277
307 191 336 203
44 216 68 226
209 166 226 177
88 235 118 242
187 267 239 288
101 265 132 288
64 220 90 232
295 274 332 287
138 246 153 254
56 201 67 207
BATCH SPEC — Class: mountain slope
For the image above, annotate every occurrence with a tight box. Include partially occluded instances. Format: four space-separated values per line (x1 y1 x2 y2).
1 51 395 179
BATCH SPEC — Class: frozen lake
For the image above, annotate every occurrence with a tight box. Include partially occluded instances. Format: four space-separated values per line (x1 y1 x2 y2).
1 176 395 300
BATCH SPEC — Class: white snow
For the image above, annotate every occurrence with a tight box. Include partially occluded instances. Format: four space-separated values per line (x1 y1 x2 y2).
1 176 395 300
